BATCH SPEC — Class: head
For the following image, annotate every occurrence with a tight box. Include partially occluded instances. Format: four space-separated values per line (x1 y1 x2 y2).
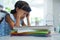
11 1 31 19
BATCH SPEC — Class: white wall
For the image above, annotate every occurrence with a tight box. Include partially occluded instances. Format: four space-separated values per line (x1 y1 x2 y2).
44 0 60 32
53 0 60 27
53 0 60 32
44 0 53 25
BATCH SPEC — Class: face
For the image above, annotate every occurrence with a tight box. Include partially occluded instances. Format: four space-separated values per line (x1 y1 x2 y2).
16 8 29 19
21 10 28 19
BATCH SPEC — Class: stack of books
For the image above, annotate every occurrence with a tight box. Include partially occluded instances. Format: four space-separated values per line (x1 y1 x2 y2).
11 29 51 37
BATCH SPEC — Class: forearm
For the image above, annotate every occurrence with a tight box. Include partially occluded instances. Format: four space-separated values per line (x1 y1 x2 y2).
21 20 26 26
15 16 20 27
27 17 30 26
8 19 14 28
21 18 30 26
6 15 14 28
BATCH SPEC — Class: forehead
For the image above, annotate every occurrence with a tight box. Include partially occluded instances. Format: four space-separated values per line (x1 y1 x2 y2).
18 9 29 14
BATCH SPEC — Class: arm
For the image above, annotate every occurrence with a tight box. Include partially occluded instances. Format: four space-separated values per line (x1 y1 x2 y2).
27 18 30 26
15 15 20 27
27 17 30 26
21 19 30 26
6 14 14 28
6 14 21 28
21 14 30 26
26 13 30 26
21 20 26 26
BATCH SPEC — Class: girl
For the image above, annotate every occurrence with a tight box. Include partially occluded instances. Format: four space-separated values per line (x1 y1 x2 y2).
0 1 31 36
6 1 31 29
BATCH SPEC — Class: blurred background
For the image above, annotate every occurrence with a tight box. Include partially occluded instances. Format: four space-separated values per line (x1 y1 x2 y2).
0 0 60 35
0 0 60 33
0 0 60 40
0 0 52 26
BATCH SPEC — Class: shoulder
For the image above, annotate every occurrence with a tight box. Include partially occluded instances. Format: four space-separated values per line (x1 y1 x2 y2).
5 13 15 22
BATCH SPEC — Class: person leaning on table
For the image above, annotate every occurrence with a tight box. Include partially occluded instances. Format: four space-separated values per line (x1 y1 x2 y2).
6 1 31 30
